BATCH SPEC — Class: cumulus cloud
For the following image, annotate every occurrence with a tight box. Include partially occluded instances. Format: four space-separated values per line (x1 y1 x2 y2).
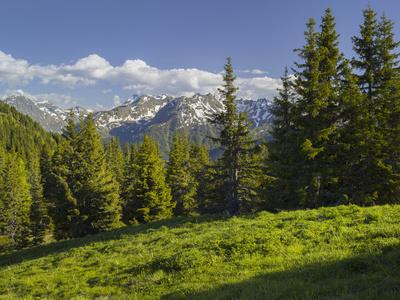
0 50 280 99
0 51 95 87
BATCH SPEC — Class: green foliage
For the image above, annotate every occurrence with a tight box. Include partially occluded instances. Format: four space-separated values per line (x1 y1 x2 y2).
269 8 400 208
210 57 263 214
28 153 51 245
167 132 198 216
0 152 32 247
0 205 399 299
0 102 55 160
45 114 121 239
105 137 125 187
123 135 174 223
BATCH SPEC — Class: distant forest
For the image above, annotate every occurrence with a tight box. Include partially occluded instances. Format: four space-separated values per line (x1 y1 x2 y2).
0 7 399 249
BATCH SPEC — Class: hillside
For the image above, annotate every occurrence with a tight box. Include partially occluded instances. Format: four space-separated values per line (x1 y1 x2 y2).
1 93 272 156
0 101 56 157
1 205 399 299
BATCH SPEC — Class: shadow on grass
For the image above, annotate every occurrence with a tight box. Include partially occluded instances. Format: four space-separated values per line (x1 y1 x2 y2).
163 244 400 300
0 214 226 268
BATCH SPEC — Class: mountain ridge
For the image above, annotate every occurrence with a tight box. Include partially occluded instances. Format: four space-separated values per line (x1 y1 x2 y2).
1 93 273 153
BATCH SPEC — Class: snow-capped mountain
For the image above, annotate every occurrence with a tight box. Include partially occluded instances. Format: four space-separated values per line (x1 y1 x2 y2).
1 93 273 154
2 94 90 132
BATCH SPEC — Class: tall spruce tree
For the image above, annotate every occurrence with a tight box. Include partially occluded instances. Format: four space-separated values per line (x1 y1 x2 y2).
105 137 125 188
352 7 379 98
267 67 301 209
210 57 261 214
123 135 173 223
351 8 400 203
0 152 32 247
46 114 121 238
28 152 51 244
290 10 343 207
375 13 400 202
167 132 197 216
44 128 80 239
335 59 368 204
74 114 122 235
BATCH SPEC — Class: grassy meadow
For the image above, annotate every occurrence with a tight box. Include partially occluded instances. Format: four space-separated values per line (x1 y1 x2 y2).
0 204 399 299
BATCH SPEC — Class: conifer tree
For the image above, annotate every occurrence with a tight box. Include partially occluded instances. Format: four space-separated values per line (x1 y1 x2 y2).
105 137 125 187
352 7 379 99
75 114 122 234
210 57 261 214
123 135 173 223
290 10 343 207
335 59 368 204
0 147 7 235
0 152 32 247
44 137 80 239
121 143 138 213
267 67 301 209
28 152 51 244
351 8 400 203
167 132 197 216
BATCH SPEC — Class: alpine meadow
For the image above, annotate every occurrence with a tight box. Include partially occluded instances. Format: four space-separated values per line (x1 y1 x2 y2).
0 2 400 299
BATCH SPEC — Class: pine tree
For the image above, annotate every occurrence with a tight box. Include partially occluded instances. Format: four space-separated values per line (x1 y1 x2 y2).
0 152 32 247
351 8 400 203
289 10 343 207
374 13 400 202
335 59 368 204
210 57 261 214
121 143 138 216
123 135 173 223
105 137 125 187
267 67 301 209
0 147 7 236
167 132 197 216
352 7 379 99
44 137 80 239
28 152 51 244
75 114 122 235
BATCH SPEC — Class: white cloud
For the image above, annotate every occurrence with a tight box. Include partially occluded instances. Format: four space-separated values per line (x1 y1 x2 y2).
113 95 121 107
239 69 268 75
237 77 281 99
0 50 280 99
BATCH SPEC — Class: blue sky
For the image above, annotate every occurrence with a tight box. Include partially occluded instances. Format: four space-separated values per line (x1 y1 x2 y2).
0 0 399 109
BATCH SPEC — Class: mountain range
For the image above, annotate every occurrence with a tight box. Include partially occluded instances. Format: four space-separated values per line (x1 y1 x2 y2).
1 93 273 154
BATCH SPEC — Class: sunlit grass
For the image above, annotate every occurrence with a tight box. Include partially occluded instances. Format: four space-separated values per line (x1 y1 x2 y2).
0 205 399 299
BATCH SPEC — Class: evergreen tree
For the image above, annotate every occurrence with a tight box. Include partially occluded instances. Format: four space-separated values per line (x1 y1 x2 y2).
351 8 400 203
44 137 80 239
123 135 173 223
267 67 301 209
210 57 261 214
46 114 121 238
28 152 51 244
167 132 197 216
374 13 400 202
290 10 343 207
352 7 379 98
74 114 122 235
0 152 32 247
105 137 125 187
335 59 368 204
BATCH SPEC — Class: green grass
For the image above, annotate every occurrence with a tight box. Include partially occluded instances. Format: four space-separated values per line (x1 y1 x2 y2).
1 205 400 299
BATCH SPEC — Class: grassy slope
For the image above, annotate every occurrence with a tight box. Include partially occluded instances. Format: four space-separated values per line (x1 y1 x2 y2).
0 205 399 299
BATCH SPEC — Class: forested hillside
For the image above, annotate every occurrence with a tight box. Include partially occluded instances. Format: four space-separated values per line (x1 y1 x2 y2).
0 6 399 259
